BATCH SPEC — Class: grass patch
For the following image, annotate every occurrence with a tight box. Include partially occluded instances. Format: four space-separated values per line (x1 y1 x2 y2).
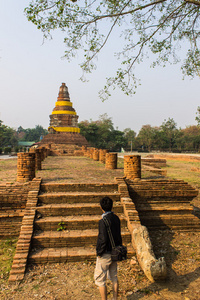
118 158 124 169
32 284 40 290
0 238 18 281
166 159 200 188
0 158 17 183
37 156 125 183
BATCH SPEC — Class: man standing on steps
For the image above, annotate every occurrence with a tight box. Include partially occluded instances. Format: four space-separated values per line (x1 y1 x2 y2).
94 196 122 300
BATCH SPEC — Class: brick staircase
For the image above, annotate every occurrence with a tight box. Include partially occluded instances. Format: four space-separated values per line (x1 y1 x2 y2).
127 179 200 231
29 182 135 264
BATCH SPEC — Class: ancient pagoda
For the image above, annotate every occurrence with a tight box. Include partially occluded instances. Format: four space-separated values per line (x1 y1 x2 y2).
40 83 88 155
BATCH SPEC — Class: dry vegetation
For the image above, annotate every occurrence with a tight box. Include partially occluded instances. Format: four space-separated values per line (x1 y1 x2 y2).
0 155 200 299
36 156 125 183
166 159 200 210
0 158 17 183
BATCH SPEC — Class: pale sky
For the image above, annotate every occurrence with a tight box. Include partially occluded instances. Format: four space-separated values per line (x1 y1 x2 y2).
0 1 199 134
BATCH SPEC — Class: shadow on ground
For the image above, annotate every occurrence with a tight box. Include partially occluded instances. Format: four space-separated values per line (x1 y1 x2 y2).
127 228 200 299
127 267 200 299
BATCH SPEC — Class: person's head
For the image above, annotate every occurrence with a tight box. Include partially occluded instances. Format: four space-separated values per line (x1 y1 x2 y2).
100 197 113 212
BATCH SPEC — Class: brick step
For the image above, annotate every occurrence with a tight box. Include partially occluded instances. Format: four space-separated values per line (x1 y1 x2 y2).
127 179 188 185
32 229 132 248
142 165 166 169
129 183 193 189
38 192 120 204
142 166 167 175
142 163 163 168
129 191 197 198
132 197 195 203
140 214 200 226
127 182 196 190
135 207 193 214
0 210 24 218
148 224 200 231
141 158 166 162
129 187 197 193
0 217 23 236
28 244 135 264
40 183 119 193
36 203 123 217
133 200 193 205
34 215 128 231
135 202 192 208
0 227 21 237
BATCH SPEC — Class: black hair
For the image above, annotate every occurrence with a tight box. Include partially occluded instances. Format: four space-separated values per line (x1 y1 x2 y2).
100 197 113 212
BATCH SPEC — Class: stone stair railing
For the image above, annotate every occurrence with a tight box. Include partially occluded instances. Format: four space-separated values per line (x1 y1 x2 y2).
9 178 41 282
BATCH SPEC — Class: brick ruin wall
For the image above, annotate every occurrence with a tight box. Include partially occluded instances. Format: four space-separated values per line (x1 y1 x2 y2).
126 179 200 231
2 151 199 238
141 158 167 176
149 153 200 162
105 153 118 169
41 143 83 156
124 155 141 179
141 158 167 168
0 182 37 237
99 149 109 163
17 153 36 182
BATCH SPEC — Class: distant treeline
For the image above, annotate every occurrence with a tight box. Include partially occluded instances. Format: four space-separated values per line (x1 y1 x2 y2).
79 113 200 153
0 121 48 153
1 109 200 153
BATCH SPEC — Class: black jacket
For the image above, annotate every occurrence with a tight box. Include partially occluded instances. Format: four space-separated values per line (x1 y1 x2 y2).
96 212 122 257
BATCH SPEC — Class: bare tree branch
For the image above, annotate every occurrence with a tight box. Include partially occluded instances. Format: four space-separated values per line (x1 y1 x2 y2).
83 0 167 25
185 0 200 6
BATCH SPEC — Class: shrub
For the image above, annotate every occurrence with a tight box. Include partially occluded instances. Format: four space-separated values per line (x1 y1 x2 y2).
4 147 12 154
14 146 19 153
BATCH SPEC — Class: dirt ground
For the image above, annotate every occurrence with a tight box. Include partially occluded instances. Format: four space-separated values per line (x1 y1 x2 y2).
0 155 200 299
1 231 200 300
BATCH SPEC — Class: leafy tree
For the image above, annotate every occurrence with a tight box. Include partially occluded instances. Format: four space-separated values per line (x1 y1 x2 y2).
108 129 128 152
98 113 114 131
95 113 115 148
17 125 48 142
136 125 158 151
177 125 200 151
195 106 200 126
17 126 24 134
78 121 99 145
0 120 18 148
25 0 200 100
159 118 181 151
79 115 128 151
123 128 136 151
0 121 48 149
16 126 26 140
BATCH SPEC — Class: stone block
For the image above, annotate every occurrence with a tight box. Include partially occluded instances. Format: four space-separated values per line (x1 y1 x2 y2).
132 225 167 282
